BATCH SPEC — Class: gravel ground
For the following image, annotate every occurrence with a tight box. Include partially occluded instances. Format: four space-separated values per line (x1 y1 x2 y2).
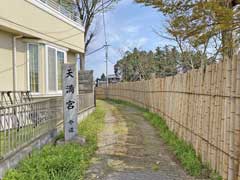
85 101 194 180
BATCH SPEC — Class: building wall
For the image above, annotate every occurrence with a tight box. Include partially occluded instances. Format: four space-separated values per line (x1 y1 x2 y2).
0 30 13 91
0 30 27 91
0 30 78 93
16 37 27 91
0 0 84 53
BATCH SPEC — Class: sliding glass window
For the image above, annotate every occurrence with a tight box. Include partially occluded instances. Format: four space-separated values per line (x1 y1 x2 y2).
57 51 64 90
28 44 39 93
48 47 57 91
47 46 66 93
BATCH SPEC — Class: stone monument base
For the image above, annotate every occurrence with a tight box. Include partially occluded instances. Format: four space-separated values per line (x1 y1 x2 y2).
56 135 86 146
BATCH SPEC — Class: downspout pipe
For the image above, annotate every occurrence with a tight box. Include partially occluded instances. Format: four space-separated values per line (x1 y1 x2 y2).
12 35 23 102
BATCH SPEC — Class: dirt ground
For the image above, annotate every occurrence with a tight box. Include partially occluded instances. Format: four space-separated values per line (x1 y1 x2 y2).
85 101 194 180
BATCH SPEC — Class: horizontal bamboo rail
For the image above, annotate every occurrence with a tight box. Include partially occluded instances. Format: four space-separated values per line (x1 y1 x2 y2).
96 53 240 180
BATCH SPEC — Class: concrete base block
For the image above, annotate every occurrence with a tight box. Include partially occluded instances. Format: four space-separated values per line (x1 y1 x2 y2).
0 129 57 179
0 106 95 179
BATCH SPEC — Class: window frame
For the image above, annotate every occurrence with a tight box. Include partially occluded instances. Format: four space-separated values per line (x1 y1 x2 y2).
27 43 40 95
45 45 67 94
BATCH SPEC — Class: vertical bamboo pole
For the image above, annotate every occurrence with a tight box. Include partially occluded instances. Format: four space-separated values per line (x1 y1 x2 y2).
190 70 194 145
163 77 166 125
223 57 231 179
157 78 161 117
183 73 187 142
209 64 216 169
195 68 201 155
175 75 180 134
188 71 193 144
202 65 210 163
186 73 190 143
192 70 197 151
228 54 237 180
158 78 161 117
153 78 156 113
235 52 240 180
220 60 227 178
185 73 188 142
192 70 196 147
170 76 174 131
213 64 218 170
178 74 183 138
144 80 147 108
199 67 205 159
216 62 223 173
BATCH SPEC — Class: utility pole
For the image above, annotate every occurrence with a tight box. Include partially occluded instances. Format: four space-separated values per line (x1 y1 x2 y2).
105 44 109 87
102 0 108 87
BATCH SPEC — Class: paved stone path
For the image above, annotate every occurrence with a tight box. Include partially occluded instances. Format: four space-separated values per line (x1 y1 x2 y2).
85 101 194 180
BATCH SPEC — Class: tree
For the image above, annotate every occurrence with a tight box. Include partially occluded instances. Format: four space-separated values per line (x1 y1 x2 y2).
100 73 106 81
114 46 203 81
135 0 240 60
67 0 118 70
114 45 207 81
114 48 157 81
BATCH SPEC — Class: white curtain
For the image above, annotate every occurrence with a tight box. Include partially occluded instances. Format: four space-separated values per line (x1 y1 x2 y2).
48 47 57 91
57 51 64 90
29 44 39 92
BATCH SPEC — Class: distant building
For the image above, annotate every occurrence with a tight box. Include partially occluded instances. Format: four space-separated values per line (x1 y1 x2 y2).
107 74 121 84
96 74 121 87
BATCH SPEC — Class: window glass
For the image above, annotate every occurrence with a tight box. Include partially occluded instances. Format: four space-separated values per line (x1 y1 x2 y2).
29 44 39 92
48 47 57 91
57 51 64 90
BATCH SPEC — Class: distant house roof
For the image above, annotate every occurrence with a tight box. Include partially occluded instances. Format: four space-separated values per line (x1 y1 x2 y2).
107 74 120 79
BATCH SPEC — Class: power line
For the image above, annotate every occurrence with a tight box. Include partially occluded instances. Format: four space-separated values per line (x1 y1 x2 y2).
51 32 82 43
0 62 27 75
109 59 115 64
86 44 111 56
44 27 75 34
86 45 105 56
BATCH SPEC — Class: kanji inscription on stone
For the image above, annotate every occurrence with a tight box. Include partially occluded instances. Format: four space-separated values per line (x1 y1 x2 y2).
63 64 77 141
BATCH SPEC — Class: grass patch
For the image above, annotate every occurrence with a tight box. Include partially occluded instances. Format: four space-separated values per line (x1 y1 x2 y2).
108 99 221 180
3 100 106 180
152 164 160 172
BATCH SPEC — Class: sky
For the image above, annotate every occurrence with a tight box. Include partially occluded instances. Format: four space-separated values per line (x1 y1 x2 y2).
85 0 173 79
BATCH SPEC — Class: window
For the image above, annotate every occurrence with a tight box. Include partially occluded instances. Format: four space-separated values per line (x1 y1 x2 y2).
46 46 66 93
28 44 39 93
48 47 57 91
57 51 64 90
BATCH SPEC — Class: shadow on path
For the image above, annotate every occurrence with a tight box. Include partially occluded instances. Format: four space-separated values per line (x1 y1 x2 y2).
85 101 194 180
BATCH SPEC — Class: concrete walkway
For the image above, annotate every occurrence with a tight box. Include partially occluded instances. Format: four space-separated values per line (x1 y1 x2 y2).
85 101 194 180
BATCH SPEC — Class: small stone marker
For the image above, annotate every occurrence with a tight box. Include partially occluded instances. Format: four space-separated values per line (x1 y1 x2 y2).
63 64 77 141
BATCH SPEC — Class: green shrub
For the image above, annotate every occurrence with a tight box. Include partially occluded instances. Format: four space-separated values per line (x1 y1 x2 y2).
4 101 106 180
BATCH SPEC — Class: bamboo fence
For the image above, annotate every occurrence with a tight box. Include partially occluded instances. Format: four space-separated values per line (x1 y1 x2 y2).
96 54 240 180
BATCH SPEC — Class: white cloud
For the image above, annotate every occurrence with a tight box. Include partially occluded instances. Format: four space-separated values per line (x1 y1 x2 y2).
121 37 149 52
117 0 133 7
108 33 120 43
122 25 140 33
137 37 148 47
